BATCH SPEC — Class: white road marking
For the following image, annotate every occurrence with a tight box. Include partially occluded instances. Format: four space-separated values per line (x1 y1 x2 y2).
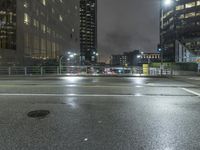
0 93 195 97
0 85 140 88
189 77 200 81
0 93 136 97
182 88 200 96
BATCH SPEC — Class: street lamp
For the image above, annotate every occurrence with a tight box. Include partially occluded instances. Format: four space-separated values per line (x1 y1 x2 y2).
69 54 74 58
161 0 174 29
96 53 99 63
59 51 78 74
160 0 174 76
163 0 173 6
92 51 99 63
59 55 65 75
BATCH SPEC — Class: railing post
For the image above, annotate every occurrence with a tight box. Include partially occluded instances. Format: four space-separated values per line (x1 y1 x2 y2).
171 66 173 77
8 67 11 76
57 67 59 75
41 67 43 76
24 67 27 76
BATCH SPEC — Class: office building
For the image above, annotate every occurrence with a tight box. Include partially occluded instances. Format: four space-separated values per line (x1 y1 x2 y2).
110 50 160 66
123 50 141 66
110 54 127 66
0 0 80 65
160 0 200 63
139 52 161 64
80 0 97 65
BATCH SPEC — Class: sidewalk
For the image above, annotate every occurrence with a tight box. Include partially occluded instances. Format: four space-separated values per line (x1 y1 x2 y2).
171 75 200 86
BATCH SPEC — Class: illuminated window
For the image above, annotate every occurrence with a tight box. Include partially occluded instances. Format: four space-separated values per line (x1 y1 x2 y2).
196 12 200 16
185 2 195 8
197 1 200 6
24 1 28 8
24 13 30 25
41 24 46 33
41 0 46 6
186 42 191 46
33 19 39 29
52 8 55 14
176 5 184 10
178 14 184 19
59 15 63 22
169 17 173 22
185 12 195 18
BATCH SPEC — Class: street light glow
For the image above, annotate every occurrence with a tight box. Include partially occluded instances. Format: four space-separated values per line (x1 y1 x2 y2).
70 54 74 58
163 0 173 6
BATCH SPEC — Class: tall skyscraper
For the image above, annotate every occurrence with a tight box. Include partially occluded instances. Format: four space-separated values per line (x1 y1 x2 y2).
160 0 200 63
80 0 97 65
0 0 80 66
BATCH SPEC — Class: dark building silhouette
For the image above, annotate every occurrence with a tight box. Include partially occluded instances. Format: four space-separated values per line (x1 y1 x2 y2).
110 55 127 66
110 50 140 66
80 0 97 65
124 50 141 66
0 0 79 66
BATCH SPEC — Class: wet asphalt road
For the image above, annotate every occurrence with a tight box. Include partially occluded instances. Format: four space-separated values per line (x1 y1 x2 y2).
0 76 200 150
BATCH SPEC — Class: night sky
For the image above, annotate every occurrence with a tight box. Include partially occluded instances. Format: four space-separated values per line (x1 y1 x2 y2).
98 0 160 62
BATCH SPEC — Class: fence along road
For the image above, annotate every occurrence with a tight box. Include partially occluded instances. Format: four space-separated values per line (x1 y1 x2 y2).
0 66 172 76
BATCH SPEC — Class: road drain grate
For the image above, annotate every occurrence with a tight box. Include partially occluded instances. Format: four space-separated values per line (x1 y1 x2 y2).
27 110 50 119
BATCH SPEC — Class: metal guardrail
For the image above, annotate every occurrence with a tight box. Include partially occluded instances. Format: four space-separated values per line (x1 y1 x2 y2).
0 66 173 76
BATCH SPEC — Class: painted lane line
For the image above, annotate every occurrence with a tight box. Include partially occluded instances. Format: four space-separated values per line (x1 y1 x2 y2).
0 85 144 88
0 93 135 97
0 93 195 97
182 88 200 96
189 77 200 81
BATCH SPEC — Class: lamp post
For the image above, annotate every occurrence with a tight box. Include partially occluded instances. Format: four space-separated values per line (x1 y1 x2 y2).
59 52 78 74
92 51 99 64
160 0 174 76
59 55 64 75
96 53 99 63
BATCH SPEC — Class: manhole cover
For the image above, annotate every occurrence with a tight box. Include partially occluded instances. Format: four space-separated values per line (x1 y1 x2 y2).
27 110 50 119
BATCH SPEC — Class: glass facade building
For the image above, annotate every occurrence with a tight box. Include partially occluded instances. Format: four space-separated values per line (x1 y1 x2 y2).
0 0 16 50
0 0 79 65
160 0 200 62
0 0 16 64
80 0 97 65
